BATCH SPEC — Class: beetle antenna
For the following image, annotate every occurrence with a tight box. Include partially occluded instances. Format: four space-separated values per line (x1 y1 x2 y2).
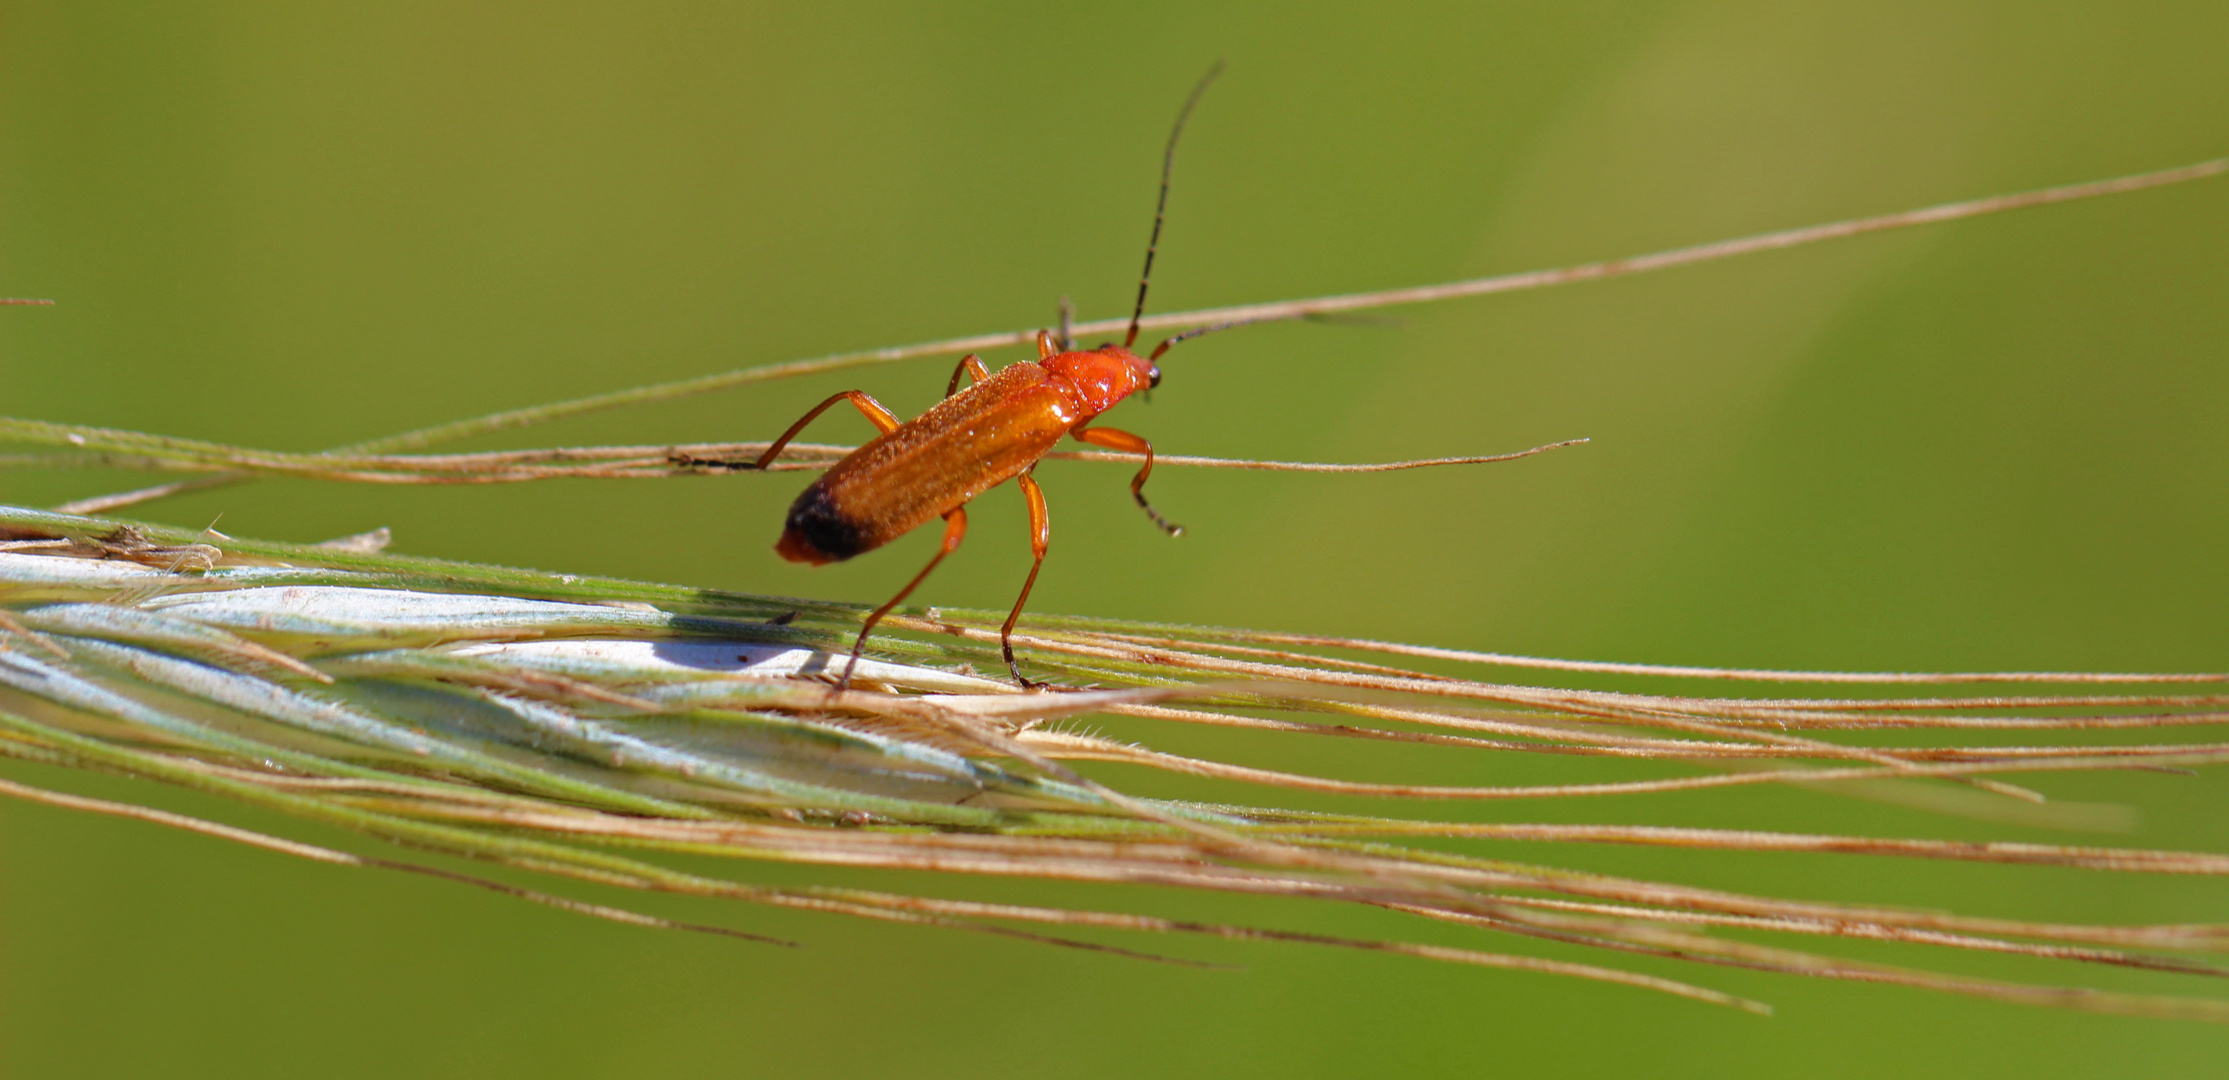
1126 60 1225 349
1149 312 1332 361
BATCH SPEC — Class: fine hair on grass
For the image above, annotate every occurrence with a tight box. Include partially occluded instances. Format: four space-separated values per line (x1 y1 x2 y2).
3 155 2227 1019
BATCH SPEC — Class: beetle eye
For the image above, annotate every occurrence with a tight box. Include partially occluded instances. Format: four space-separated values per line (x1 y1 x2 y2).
1147 366 1162 389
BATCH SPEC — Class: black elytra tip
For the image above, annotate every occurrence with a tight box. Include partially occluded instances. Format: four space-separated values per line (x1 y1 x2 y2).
783 485 870 562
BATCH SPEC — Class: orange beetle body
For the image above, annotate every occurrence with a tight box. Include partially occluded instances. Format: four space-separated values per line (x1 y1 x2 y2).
724 65 1220 689
776 346 1155 566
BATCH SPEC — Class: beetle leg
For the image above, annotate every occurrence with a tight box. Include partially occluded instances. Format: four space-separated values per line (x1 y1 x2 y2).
674 392 905 471
1056 296 1076 353
747 390 902 471
1001 473 1052 688
835 505 968 691
1036 329 1059 361
944 353 992 398
1073 425 1183 536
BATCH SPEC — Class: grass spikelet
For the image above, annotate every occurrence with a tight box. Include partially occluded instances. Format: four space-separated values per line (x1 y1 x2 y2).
2 503 2225 1020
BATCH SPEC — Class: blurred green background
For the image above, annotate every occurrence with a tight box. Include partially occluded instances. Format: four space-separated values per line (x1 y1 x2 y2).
4 1 2227 1076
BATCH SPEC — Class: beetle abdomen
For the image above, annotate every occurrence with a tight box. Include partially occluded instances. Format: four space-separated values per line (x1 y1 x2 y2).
775 482 869 565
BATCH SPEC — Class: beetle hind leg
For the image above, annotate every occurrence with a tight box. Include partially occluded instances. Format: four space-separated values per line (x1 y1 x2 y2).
833 506 968 692
754 390 902 472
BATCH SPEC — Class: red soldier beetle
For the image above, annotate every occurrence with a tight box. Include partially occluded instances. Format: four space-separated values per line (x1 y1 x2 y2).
718 64 1412 690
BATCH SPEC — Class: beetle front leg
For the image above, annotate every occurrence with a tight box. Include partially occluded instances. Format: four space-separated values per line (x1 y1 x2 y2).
1073 425 1183 536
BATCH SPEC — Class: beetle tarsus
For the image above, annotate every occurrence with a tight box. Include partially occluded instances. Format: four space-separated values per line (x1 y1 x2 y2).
1002 647 1051 691
668 449 761 472
1134 491 1184 537
829 646 866 695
